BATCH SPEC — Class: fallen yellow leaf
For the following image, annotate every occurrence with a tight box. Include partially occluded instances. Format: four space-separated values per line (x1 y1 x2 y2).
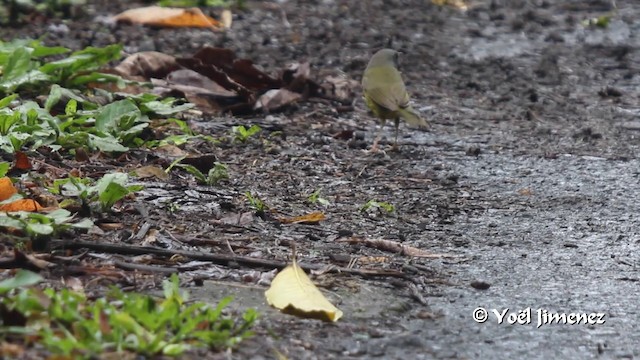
221 9 232 29
113 6 223 29
431 0 468 10
265 259 343 322
279 211 325 224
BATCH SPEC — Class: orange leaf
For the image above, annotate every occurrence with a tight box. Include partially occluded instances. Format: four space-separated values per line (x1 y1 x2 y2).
13 151 32 170
0 177 17 201
279 211 326 224
114 6 223 29
0 199 43 212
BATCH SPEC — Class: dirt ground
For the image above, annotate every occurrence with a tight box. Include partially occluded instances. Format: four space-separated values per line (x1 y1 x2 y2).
3 0 640 359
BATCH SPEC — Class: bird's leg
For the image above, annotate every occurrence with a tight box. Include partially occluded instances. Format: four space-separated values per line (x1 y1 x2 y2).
392 118 400 151
370 120 384 152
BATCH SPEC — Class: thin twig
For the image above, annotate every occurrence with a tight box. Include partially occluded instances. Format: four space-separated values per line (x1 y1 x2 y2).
51 240 408 279
113 260 178 274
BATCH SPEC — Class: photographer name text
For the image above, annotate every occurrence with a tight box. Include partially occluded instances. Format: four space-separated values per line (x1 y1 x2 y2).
472 307 606 328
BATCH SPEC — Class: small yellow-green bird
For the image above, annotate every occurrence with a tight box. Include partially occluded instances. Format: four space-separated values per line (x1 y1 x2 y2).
362 49 428 150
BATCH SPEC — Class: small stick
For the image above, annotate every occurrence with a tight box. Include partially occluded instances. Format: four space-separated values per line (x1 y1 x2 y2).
113 260 178 274
51 240 408 279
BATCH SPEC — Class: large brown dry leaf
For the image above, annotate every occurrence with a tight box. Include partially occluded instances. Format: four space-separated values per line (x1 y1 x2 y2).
192 47 282 90
255 89 302 112
282 61 325 98
114 52 180 80
109 46 353 115
113 6 224 29
176 47 281 107
283 62 310 93
134 165 169 180
323 75 360 100
12 152 32 171
166 69 237 97
152 69 240 113
154 144 188 158
171 48 268 114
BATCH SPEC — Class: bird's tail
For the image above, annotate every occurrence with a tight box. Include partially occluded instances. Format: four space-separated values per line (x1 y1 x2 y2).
398 107 429 129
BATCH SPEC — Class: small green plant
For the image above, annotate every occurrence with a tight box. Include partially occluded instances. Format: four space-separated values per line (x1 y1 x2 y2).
0 208 93 238
138 96 195 117
582 14 612 28
307 189 330 206
207 162 230 184
0 40 122 94
0 93 149 154
0 40 198 155
49 172 143 212
231 124 261 142
582 3 616 29
166 201 180 214
0 169 94 237
145 126 217 149
142 117 197 147
360 200 395 213
0 268 43 293
245 191 268 213
0 271 257 358
166 157 229 186
0 161 9 177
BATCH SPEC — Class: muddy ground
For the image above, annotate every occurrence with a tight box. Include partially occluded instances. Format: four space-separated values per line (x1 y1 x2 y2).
3 0 640 359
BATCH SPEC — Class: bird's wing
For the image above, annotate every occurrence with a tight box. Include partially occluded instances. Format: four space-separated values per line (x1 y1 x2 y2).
362 67 409 112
